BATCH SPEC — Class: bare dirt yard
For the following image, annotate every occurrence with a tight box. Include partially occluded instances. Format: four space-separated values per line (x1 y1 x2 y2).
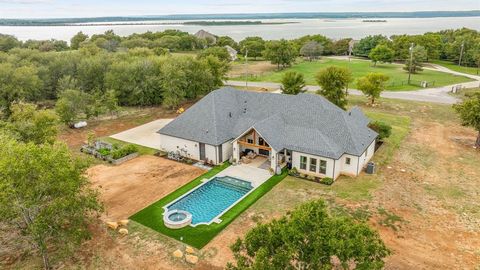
228 60 276 78
87 155 205 221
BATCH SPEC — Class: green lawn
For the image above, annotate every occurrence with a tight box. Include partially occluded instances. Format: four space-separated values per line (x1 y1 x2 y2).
243 58 472 91
130 162 288 248
101 137 158 155
433 60 479 76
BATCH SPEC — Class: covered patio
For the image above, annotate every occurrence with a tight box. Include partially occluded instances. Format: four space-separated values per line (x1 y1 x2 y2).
232 128 291 173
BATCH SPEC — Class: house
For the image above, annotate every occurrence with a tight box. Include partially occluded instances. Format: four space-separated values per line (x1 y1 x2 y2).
224 45 238 61
194 30 217 45
158 87 377 180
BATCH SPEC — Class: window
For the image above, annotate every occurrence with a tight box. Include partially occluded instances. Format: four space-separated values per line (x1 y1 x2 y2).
319 160 327 174
345 157 351 165
247 138 253 144
300 156 307 170
309 158 317 172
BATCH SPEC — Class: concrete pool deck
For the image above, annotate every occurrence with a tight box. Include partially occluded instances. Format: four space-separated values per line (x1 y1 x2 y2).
216 164 272 187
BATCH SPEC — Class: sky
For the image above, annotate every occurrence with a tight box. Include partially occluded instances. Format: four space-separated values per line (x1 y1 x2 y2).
0 0 479 19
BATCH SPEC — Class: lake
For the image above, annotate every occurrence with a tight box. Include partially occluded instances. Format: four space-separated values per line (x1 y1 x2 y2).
1 17 479 42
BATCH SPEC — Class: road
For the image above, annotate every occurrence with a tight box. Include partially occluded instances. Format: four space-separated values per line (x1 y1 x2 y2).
226 60 480 105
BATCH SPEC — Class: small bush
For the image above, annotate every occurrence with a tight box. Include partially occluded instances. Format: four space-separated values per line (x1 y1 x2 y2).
288 167 298 176
111 144 138 160
320 177 334 185
369 121 392 140
306 175 316 181
97 148 111 156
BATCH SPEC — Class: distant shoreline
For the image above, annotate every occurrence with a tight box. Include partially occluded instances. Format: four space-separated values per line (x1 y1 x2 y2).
0 10 478 26
57 21 297 27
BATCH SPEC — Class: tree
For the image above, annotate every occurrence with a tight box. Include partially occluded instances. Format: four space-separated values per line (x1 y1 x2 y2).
403 45 427 74
217 36 238 50
227 200 389 270
315 66 353 109
239 37 265 60
8 102 59 144
0 135 101 270
453 94 480 147
369 44 395 67
263 39 297 70
55 89 92 125
357 73 390 105
281 71 306 95
332 38 352 55
0 63 42 112
353 35 390 57
197 46 231 62
0 34 22 52
300 41 323 61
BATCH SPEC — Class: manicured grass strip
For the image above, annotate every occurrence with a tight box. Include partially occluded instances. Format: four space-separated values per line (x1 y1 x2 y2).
130 166 288 249
241 58 472 91
102 137 158 156
432 60 479 76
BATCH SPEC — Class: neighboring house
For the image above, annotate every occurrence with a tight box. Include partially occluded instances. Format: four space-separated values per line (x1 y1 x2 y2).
224 45 238 61
194 29 217 45
158 87 377 180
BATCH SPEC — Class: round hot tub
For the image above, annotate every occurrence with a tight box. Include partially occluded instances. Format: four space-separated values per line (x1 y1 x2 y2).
163 210 192 229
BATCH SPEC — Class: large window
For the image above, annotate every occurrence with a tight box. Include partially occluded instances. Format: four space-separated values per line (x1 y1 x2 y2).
310 158 317 172
300 156 307 170
319 160 327 174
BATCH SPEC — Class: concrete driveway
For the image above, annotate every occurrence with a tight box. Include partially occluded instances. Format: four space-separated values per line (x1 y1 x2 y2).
110 119 173 150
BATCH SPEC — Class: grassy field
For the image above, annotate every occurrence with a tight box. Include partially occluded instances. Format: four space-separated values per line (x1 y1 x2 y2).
101 137 158 156
240 58 472 91
433 60 479 76
130 163 288 248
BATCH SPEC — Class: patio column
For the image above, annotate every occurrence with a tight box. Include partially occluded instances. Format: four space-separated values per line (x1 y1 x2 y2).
233 140 240 164
270 148 277 172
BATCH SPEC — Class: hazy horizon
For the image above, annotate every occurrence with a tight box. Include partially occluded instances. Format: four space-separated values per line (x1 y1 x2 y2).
1 0 479 19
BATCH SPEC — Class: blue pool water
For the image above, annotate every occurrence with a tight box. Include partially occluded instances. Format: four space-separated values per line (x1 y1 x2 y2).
166 176 253 225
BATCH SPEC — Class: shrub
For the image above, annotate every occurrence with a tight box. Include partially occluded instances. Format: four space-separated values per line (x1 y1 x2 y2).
288 167 298 176
111 144 138 160
369 121 392 140
97 148 111 156
307 175 316 181
320 177 334 185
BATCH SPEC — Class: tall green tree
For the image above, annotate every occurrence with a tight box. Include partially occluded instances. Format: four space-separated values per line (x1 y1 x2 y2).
357 73 390 105
403 45 427 74
0 63 42 112
263 39 297 70
369 44 395 67
55 89 92 125
353 35 390 57
8 102 59 144
316 66 353 109
239 37 265 60
0 34 22 52
227 200 389 270
0 136 101 270
197 46 231 62
281 71 306 95
453 94 480 147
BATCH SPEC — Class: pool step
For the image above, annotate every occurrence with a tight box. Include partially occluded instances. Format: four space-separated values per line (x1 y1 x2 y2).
214 178 253 193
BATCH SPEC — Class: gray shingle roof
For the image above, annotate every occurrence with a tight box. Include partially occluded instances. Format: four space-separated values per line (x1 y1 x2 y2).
159 87 378 159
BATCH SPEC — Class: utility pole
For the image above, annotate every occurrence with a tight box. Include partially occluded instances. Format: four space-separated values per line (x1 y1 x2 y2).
244 48 249 89
458 41 465 66
408 43 414 85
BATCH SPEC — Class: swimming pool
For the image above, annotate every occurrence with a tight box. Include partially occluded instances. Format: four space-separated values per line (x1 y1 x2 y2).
165 176 254 226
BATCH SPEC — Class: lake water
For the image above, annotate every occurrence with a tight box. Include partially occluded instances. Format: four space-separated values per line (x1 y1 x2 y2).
1 17 479 42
